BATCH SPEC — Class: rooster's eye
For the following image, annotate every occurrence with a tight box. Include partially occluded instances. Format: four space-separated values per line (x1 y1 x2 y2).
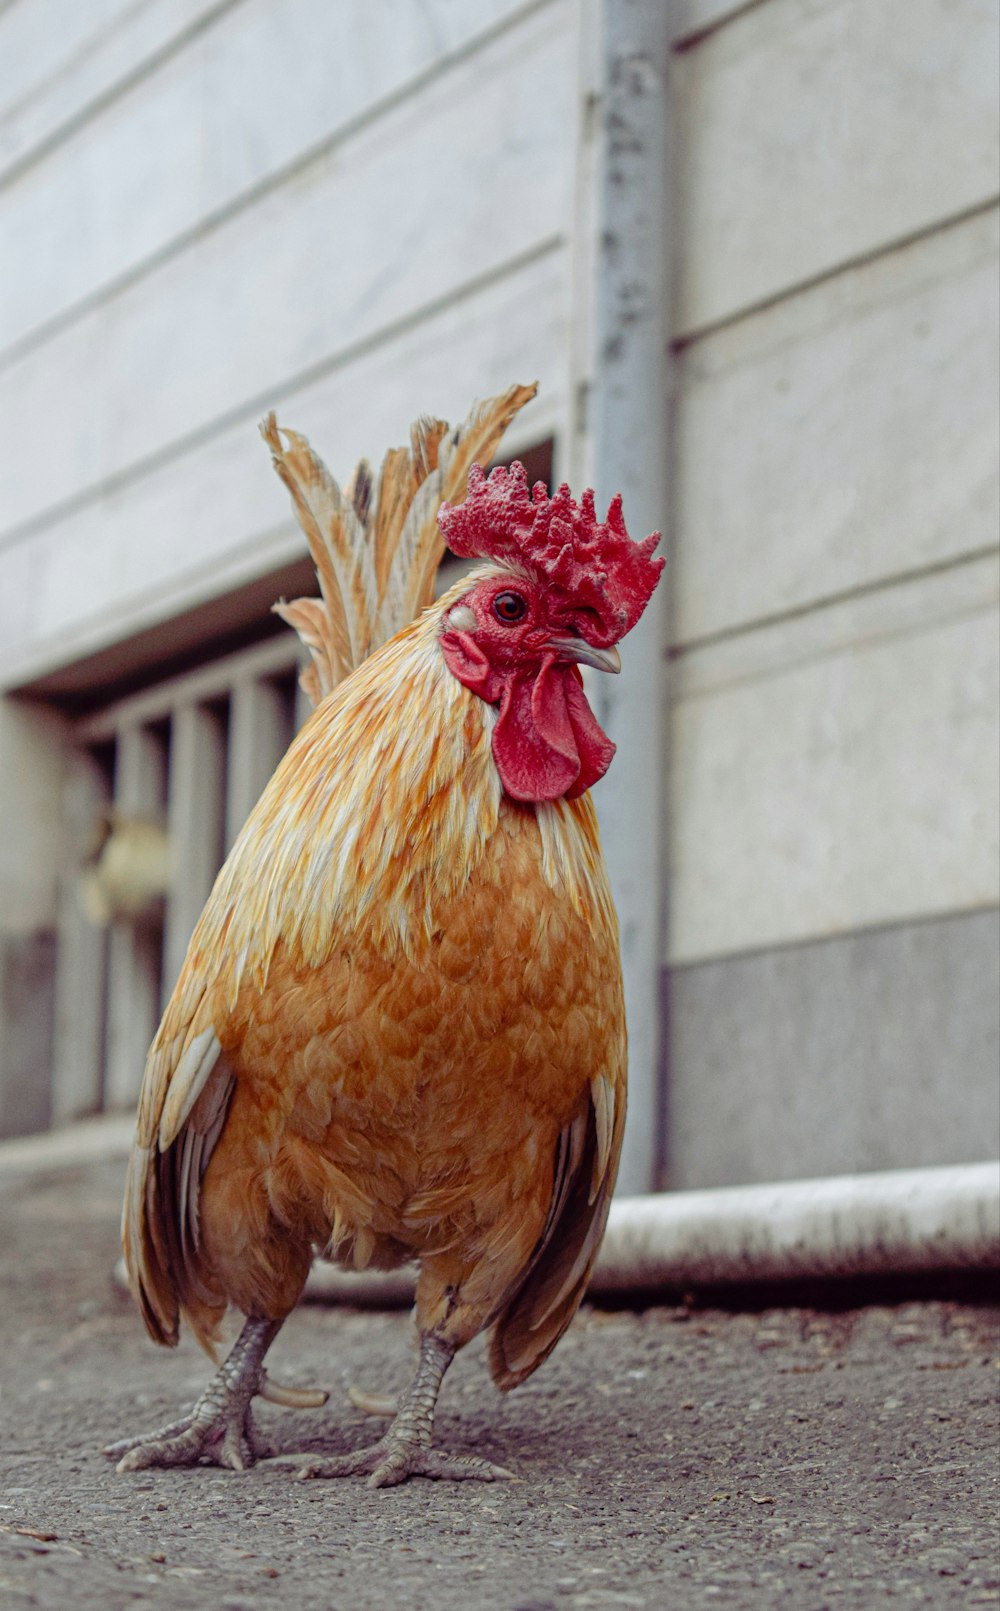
493 591 527 624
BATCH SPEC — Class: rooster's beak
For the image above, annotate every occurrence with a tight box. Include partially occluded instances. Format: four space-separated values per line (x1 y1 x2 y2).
545 637 621 675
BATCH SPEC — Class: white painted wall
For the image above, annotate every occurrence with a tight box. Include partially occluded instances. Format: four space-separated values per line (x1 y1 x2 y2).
672 0 1000 335
666 0 1000 967
0 0 575 689
0 246 567 687
670 560 1000 963
673 212 1000 645
0 0 996 1176
0 0 581 1144
0 0 170 139
0 0 531 356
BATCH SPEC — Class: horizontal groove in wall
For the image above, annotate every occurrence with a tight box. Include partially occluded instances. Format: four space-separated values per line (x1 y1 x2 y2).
669 545 1000 666
0 0 246 194
667 901 1000 975
0 0 557 372
672 0 772 53
0 233 564 558
0 0 153 128
671 195 1000 352
0 521 305 699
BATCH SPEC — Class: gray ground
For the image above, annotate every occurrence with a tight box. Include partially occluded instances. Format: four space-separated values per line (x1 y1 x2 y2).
0 1155 997 1611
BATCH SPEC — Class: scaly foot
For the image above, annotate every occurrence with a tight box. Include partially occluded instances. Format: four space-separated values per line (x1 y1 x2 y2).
273 1332 515 1488
105 1395 269 1472
282 1435 514 1489
105 1316 281 1473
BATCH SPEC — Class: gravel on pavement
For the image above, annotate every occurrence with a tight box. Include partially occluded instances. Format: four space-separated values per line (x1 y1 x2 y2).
1 1155 997 1611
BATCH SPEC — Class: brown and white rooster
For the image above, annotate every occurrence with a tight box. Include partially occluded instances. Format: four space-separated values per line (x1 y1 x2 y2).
106 383 663 1487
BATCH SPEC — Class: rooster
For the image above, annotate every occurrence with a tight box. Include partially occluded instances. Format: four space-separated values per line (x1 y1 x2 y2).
105 383 663 1488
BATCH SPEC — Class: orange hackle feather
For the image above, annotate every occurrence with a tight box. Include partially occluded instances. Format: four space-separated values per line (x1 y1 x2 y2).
122 386 628 1403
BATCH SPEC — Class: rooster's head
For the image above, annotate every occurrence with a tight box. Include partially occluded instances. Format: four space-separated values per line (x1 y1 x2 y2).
437 463 663 803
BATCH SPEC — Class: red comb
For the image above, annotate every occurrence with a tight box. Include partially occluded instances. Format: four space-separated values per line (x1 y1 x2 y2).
438 462 663 646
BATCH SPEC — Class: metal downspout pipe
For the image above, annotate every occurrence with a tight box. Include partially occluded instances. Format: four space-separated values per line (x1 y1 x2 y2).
578 0 672 1194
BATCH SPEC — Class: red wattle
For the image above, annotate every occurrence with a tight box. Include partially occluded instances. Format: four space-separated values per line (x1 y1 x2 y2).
493 668 580 803
557 666 617 799
440 632 616 802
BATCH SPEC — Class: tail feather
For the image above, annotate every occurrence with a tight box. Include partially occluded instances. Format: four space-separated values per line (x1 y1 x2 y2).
265 382 537 706
370 422 449 606
263 415 377 689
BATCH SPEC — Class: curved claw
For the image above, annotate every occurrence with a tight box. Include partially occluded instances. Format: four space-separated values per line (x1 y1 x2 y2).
348 1385 398 1418
259 1372 329 1409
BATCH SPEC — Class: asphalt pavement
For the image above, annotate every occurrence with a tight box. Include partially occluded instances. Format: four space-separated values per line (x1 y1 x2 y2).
0 1152 997 1611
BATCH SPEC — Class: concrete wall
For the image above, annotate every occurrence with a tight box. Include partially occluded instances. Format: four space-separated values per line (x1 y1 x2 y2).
0 0 580 1135
0 701 69 1135
0 0 996 1183
662 0 1000 1185
0 0 576 689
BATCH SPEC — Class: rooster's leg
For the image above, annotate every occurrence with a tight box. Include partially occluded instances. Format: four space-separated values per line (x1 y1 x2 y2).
105 1316 284 1473
284 1333 513 1489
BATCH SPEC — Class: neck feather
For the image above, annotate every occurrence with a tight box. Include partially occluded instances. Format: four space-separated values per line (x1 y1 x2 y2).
194 597 616 995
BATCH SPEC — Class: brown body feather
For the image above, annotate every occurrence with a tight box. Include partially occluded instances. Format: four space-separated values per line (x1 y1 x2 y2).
122 390 627 1395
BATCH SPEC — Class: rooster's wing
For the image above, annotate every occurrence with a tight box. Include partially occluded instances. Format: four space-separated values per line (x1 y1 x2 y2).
488 1061 626 1390
122 955 233 1348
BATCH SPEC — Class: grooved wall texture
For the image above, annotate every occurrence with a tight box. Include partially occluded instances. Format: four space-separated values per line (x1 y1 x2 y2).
0 0 997 1178
663 0 999 1179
